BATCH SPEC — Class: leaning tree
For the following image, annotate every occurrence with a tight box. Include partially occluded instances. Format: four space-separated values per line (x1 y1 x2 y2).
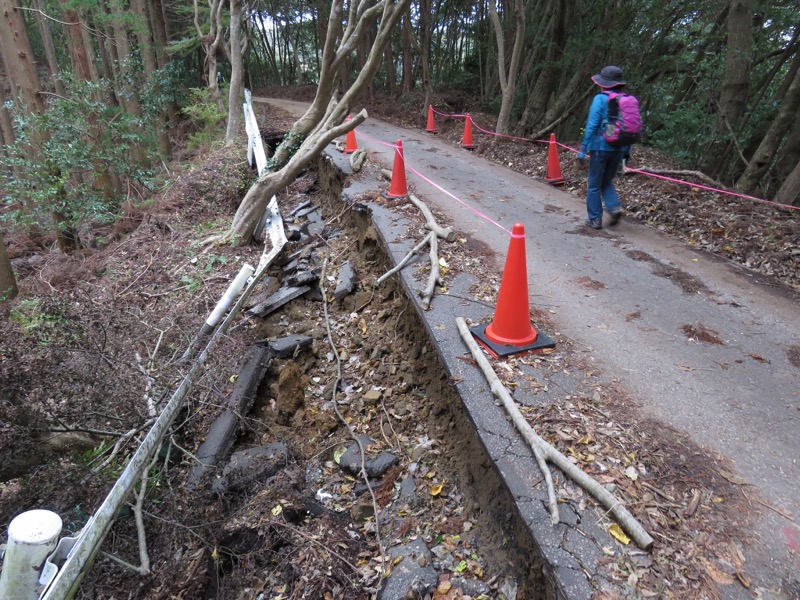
216 0 410 245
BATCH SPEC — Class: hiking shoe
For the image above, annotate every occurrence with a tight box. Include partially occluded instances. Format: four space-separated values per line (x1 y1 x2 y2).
608 210 622 226
585 217 602 230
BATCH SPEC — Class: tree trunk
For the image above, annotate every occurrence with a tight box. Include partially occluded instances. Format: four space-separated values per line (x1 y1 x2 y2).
225 0 244 144
401 7 413 93
110 0 143 119
132 0 158 76
419 0 433 109
0 229 18 302
195 0 225 107
31 0 66 97
0 0 77 252
519 0 569 132
538 0 624 136
60 3 95 83
703 0 752 177
736 61 800 193
384 36 396 97
150 0 171 68
227 0 411 244
775 158 800 205
0 0 45 114
59 0 120 200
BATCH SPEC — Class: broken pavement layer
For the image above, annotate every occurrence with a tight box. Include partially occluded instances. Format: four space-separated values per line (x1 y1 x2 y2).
322 150 614 598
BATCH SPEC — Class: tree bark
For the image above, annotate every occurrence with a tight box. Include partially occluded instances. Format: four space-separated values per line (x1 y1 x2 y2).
704 0 752 177
736 60 800 193
0 228 18 302
31 0 66 97
489 0 526 135
0 0 77 252
775 158 800 205
0 0 45 114
519 0 569 132
195 0 225 107
401 8 413 93
225 0 245 144
419 0 433 109
110 0 143 118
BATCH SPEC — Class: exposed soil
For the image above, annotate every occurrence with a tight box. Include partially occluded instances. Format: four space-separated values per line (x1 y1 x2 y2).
1 90 798 600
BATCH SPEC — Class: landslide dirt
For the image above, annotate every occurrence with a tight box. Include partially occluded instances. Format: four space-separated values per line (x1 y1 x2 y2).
0 117 539 599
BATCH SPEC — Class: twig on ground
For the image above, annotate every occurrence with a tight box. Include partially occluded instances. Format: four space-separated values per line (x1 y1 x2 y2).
375 193 453 309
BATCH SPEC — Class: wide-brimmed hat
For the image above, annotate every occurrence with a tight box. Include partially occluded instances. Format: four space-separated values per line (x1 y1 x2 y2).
591 65 626 88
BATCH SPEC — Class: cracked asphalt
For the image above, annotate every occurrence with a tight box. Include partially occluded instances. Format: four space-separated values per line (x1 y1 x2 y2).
259 98 800 598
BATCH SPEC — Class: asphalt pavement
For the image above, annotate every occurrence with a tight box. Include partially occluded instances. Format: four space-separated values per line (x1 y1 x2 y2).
259 98 800 598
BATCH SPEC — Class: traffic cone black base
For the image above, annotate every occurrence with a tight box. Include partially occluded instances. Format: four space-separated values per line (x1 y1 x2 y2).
470 323 556 359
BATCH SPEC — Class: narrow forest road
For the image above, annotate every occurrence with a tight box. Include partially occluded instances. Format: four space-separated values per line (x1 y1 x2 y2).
257 98 800 597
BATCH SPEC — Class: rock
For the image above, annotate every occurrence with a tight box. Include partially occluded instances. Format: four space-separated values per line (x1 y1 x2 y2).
337 438 398 478
362 389 382 404
295 205 320 218
451 576 491 597
337 435 374 473
211 443 289 493
285 268 321 287
307 211 325 236
398 475 416 497
350 496 374 521
377 538 437 600
365 451 399 478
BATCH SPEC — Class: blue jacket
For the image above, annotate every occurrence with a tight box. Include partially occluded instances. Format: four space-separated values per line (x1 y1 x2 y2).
580 92 625 154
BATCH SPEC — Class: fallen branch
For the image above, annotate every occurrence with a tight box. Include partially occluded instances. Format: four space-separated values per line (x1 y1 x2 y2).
408 194 455 242
626 166 724 189
375 192 452 309
420 229 439 310
455 317 654 550
375 232 433 286
531 443 559 525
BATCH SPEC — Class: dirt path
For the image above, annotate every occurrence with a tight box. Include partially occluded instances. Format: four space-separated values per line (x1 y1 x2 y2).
258 97 800 596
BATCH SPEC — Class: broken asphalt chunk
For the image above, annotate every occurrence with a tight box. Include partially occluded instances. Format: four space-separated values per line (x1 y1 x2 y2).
248 285 311 317
211 442 289 494
264 334 313 358
334 260 356 300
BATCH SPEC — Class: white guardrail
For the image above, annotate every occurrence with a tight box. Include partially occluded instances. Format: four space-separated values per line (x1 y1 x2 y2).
0 92 284 600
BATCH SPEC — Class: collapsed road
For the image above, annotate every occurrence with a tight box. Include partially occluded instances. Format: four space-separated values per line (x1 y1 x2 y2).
255 96 800 599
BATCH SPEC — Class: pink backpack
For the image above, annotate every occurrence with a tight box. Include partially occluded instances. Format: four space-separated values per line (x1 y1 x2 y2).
602 92 643 147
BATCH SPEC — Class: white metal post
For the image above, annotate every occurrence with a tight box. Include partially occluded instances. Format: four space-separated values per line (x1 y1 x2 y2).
0 510 62 600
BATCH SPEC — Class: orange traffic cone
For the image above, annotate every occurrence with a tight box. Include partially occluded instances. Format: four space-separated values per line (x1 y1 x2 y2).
383 139 408 198
461 115 476 149
543 133 565 185
470 223 555 358
426 105 437 134
344 116 358 154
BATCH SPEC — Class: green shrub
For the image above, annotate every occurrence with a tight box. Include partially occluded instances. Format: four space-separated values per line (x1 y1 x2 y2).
182 88 227 150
